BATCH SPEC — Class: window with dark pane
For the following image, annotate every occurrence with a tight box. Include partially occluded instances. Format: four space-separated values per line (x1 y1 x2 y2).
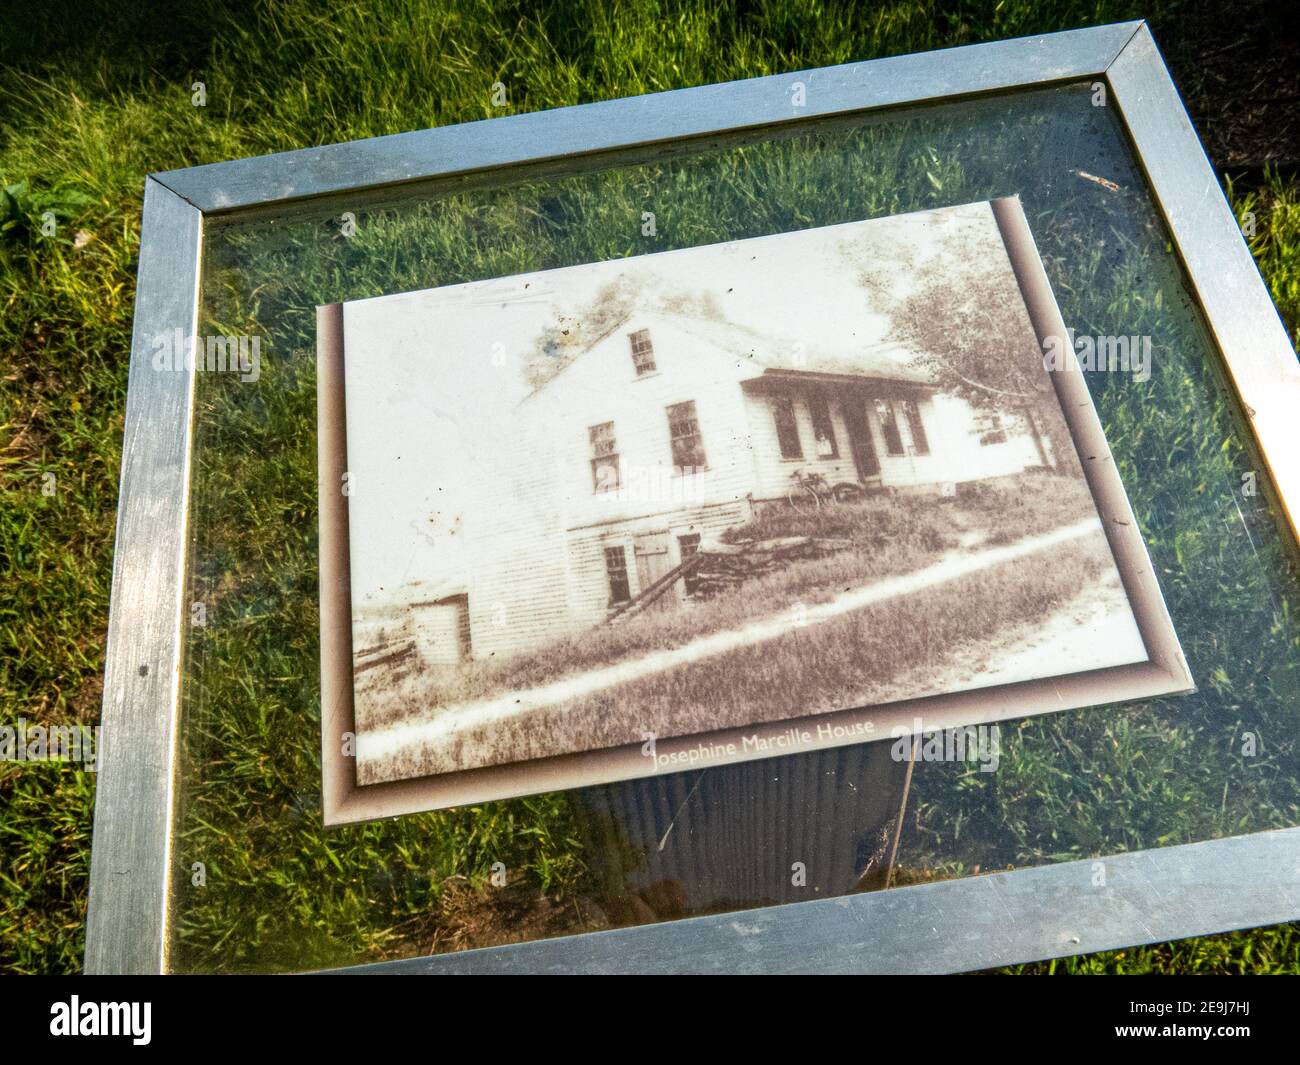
809 394 839 458
589 421 620 492
628 329 656 375
666 400 706 470
875 399 904 455
772 395 803 459
976 412 1008 446
604 545 631 604
901 398 929 455
677 533 703 596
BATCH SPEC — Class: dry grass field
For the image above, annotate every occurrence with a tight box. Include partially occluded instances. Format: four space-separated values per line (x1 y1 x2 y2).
356 472 1114 782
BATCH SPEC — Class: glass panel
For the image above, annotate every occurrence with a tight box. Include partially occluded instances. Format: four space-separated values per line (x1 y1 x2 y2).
175 82 1300 972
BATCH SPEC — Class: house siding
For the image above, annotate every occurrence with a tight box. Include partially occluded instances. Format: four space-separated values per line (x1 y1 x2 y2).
742 384 1042 497
410 597 471 666
741 387 863 499
462 416 573 660
457 311 1049 663
465 314 766 660
566 500 753 628
871 393 940 487
531 315 760 532
925 393 1043 482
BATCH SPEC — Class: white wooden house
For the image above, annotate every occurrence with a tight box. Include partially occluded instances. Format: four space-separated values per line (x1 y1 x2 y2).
440 311 1053 664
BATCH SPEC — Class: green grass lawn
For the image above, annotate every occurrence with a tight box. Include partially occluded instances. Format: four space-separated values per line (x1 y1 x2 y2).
2 0 1299 973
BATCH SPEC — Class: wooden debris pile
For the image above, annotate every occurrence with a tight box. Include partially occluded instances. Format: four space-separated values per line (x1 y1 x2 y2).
690 535 854 598
355 638 416 675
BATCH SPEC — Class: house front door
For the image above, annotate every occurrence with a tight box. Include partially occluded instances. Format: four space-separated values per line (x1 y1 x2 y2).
633 533 674 609
842 399 881 479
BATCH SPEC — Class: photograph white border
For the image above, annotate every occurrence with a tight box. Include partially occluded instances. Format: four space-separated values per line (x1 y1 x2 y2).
316 196 1193 825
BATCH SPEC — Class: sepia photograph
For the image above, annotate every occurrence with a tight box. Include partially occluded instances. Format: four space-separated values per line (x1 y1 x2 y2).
318 197 1191 821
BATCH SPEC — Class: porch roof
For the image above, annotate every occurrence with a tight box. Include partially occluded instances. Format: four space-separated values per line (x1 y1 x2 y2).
668 314 934 385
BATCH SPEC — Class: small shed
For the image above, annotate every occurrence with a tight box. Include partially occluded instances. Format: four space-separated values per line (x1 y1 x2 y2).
409 594 471 666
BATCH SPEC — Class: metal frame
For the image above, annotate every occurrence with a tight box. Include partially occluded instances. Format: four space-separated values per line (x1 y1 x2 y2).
85 20 1300 975
338 826 1300 974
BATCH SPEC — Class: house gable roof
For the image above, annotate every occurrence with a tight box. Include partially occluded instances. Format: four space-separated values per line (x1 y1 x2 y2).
522 307 934 404
663 313 933 385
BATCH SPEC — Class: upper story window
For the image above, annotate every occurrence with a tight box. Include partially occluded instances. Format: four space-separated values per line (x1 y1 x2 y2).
589 421 620 491
628 329 656 375
666 400 707 470
901 398 930 455
875 399 904 456
809 395 839 458
772 396 803 459
976 411 1008 447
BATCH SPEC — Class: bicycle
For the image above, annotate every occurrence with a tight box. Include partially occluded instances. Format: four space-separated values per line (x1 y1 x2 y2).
787 469 864 512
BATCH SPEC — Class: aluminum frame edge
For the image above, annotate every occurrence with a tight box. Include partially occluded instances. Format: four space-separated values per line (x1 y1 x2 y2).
1106 24 1300 544
149 21 1144 213
84 178 203 975
329 825 1300 974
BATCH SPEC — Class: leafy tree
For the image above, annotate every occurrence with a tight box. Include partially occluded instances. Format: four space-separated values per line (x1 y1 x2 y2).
849 215 1080 476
